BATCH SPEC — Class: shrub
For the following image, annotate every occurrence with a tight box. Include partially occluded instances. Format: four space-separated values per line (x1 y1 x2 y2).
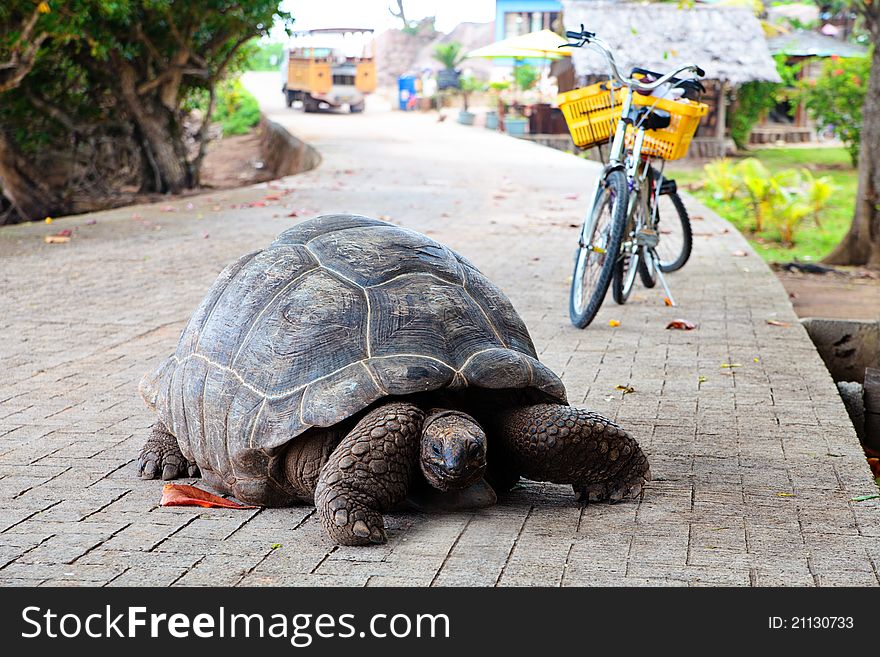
701 157 836 244
798 54 870 166
212 79 261 136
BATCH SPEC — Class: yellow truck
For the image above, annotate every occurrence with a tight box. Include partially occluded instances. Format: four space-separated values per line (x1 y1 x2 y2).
281 28 376 113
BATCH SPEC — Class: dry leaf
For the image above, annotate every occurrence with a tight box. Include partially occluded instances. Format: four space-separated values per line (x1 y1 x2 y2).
765 319 790 327
698 375 707 383
160 483 258 509
609 319 620 327
663 297 673 306
720 363 742 369
615 384 635 395
44 234 71 244
666 319 696 330
776 492 795 498
732 250 748 257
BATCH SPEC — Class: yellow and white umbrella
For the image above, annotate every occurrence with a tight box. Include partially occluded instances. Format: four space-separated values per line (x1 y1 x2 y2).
466 29 571 60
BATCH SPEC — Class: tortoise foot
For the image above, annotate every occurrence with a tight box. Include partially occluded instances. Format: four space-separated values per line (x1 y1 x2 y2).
575 466 651 503
317 490 388 546
137 421 200 480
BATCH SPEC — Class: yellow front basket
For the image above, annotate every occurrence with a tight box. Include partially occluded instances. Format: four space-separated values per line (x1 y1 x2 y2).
558 83 708 161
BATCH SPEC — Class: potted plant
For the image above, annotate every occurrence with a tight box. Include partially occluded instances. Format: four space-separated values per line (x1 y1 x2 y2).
457 76 484 125
506 63 539 137
433 42 466 91
485 81 509 130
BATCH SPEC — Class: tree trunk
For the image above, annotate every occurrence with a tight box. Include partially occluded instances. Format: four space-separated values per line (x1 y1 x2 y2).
823 29 880 268
116 60 192 193
0 132 63 222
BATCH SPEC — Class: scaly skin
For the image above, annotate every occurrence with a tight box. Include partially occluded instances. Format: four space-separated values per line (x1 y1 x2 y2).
496 404 650 502
312 402 425 546
137 421 200 480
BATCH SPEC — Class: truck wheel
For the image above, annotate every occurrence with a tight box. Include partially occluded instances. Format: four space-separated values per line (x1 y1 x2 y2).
303 96 318 113
349 101 365 113
285 90 295 108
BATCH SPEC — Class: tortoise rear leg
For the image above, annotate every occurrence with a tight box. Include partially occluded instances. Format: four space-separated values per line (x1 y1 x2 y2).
496 404 650 502
137 420 200 480
313 402 424 546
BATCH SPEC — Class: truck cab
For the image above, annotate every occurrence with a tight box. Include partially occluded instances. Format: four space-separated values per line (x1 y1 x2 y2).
281 28 376 113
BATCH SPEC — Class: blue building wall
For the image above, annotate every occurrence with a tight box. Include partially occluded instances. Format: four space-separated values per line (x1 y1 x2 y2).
494 0 564 41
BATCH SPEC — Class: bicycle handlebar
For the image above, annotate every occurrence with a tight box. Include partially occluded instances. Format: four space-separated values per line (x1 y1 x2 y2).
561 25 705 93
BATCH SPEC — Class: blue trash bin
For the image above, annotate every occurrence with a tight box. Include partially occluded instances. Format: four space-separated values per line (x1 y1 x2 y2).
398 75 417 111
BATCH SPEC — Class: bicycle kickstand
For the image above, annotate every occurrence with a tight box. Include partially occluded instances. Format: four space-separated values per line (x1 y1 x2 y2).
651 252 677 307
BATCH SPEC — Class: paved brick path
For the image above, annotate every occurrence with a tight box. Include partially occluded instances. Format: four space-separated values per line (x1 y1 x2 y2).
1 75 877 586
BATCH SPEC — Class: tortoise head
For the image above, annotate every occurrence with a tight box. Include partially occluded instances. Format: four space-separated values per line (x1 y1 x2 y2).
419 410 487 491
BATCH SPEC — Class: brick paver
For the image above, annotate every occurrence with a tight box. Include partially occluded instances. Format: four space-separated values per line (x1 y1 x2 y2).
0 74 877 586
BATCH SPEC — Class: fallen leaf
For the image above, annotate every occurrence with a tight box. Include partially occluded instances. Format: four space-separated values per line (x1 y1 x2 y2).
776 492 795 497
248 200 266 208
666 319 696 330
765 319 790 327
44 234 70 244
732 250 748 257
608 319 620 327
270 543 282 550
203 233 210 239
160 483 258 509
753 357 760 363
850 494 880 502
663 297 673 307
160 204 176 212
720 363 742 369
698 375 707 383
84 219 97 225
44 216 53 224
615 384 635 395
264 195 280 201
287 210 300 217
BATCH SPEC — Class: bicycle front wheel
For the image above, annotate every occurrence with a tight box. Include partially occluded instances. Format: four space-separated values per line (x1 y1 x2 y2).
656 188 693 273
569 169 628 328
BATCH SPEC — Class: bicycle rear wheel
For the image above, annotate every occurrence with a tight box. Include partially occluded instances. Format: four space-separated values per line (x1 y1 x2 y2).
569 169 627 328
655 184 693 273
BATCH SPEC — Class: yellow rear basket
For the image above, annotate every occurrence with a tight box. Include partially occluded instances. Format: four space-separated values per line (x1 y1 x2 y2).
557 81 625 149
558 83 708 161
628 93 708 161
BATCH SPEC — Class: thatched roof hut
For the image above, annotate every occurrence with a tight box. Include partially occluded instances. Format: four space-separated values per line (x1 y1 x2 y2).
561 1 780 86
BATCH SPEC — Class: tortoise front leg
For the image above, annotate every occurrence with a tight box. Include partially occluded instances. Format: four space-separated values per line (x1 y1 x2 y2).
137 420 200 480
313 402 424 546
496 404 650 502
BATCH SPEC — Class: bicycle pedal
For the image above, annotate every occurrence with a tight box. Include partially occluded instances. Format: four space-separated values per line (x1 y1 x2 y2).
635 228 659 248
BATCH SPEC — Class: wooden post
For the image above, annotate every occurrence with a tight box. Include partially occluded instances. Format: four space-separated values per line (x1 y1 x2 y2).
864 367 880 451
716 81 727 156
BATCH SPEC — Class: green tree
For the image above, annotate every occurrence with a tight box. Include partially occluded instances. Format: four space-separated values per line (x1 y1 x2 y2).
823 1 880 267
0 1 291 222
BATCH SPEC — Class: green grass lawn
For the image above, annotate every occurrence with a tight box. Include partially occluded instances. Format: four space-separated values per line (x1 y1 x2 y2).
667 147 857 264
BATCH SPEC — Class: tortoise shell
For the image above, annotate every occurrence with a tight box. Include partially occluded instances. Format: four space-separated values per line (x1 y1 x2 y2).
141 214 566 503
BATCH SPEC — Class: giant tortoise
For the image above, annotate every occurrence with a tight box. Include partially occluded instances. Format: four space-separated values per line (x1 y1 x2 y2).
138 214 650 545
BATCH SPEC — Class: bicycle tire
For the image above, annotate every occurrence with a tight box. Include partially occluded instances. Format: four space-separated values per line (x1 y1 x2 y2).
612 209 639 304
638 247 658 288
657 188 693 273
569 169 628 328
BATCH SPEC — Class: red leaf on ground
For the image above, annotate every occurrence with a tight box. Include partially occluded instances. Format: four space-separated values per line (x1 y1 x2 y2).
160 483 258 509
248 201 266 208
264 195 280 201
666 319 696 330
287 210 299 217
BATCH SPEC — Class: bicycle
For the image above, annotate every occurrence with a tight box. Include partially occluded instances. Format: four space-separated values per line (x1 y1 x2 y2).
559 26 707 328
